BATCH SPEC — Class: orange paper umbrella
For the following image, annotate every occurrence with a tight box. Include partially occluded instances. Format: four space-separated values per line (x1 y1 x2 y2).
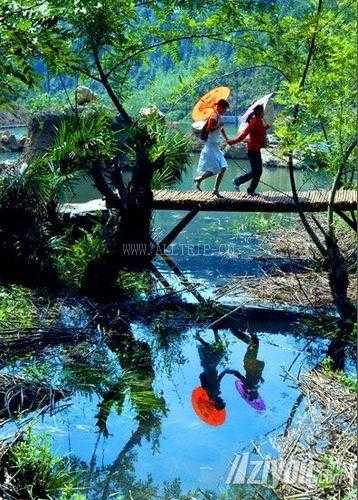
192 86 230 121
191 386 226 426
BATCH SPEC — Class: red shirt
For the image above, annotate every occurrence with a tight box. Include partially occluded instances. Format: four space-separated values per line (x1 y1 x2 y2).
236 116 269 152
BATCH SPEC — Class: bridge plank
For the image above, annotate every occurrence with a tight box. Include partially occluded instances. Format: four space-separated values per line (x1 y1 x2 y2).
61 189 357 215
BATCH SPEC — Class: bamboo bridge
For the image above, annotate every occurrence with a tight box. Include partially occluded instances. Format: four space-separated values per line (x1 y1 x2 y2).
63 188 357 252
62 188 356 302
63 188 357 214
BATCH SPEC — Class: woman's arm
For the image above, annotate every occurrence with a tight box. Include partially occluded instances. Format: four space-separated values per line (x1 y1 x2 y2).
220 126 229 141
227 123 251 145
218 368 245 382
262 117 270 130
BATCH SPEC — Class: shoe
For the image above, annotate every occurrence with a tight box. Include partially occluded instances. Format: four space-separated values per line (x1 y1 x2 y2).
233 179 240 190
247 190 260 197
194 179 202 191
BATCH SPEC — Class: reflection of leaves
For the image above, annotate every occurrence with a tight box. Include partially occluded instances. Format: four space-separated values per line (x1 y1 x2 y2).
117 271 152 298
61 344 120 395
96 368 167 440
149 314 189 377
119 370 167 418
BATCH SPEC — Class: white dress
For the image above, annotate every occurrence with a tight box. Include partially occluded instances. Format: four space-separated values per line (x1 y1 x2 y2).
197 117 228 175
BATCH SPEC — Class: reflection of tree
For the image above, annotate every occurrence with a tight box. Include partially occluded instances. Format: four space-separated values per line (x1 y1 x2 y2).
60 342 119 397
94 320 167 499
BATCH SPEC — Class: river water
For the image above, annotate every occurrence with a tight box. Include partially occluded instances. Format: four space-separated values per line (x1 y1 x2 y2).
0 130 344 499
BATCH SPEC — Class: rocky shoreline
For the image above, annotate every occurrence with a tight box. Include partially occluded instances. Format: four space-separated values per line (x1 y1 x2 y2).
190 131 300 168
0 109 300 171
0 131 26 153
0 109 28 128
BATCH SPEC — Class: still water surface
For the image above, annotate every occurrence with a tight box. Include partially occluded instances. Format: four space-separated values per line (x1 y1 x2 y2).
1 132 336 499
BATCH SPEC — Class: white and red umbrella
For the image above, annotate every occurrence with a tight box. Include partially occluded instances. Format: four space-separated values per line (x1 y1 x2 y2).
239 92 275 126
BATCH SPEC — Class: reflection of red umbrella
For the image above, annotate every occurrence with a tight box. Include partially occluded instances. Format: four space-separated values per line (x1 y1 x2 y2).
191 386 226 426
192 86 230 121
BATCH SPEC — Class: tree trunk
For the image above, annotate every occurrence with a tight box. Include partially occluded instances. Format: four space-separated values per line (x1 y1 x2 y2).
325 235 356 334
114 134 158 267
83 141 155 294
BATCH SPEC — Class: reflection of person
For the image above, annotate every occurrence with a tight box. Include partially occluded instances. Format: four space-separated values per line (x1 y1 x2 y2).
227 104 270 195
221 334 265 402
242 334 265 401
194 99 230 197
196 331 227 410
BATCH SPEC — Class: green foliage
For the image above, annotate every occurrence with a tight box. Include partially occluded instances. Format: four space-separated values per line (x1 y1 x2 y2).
22 359 52 383
8 430 82 499
115 369 167 421
117 270 152 297
315 453 344 494
54 226 107 289
0 285 35 331
321 357 358 393
232 213 292 234
124 55 222 121
21 90 74 115
124 109 194 189
45 106 118 174
219 0 357 176
342 490 358 500
190 300 218 321
0 0 67 107
0 158 86 282
150 122 194 189
0 161 61 212
60 344 120 395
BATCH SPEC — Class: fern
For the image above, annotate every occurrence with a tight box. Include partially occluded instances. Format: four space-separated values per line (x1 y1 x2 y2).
136 110 194 189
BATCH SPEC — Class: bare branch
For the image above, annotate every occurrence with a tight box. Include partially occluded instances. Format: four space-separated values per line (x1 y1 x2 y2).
287 0 327 257
92 49 132 124
106 31 253 78
328 138 358 235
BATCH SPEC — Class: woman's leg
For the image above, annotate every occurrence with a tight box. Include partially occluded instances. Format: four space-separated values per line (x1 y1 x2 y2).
194 171 213 191
247 151 263 194
212 168 226 196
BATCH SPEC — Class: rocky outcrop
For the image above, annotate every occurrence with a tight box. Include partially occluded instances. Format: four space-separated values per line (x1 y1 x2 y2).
21 110 72 162
0 109 28 128
262 147 301 169
75 85 98 105
0 131 26 152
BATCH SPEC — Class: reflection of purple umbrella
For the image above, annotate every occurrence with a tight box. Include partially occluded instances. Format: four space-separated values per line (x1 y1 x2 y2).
235 379 266 412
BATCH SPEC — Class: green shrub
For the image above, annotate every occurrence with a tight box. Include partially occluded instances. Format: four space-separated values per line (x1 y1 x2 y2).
22 91 72 115
54 226 107 289
7 430 82 499
22 359 52 383
321 358 358 393
117 271 152 297
232 213 292 235
0 285 35 331
315 453 344 494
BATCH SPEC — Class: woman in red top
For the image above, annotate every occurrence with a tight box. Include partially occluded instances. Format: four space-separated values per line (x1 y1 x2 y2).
227 104 270 195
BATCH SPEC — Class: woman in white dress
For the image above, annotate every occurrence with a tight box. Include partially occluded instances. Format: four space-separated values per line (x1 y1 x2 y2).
194 99 230 197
